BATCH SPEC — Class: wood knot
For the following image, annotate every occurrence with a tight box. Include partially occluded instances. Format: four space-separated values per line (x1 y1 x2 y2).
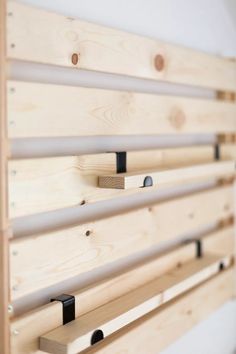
154 54 165 71
169 107 186 130
71 53 79 65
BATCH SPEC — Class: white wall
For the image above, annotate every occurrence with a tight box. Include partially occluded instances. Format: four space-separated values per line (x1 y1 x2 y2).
13 0 236 353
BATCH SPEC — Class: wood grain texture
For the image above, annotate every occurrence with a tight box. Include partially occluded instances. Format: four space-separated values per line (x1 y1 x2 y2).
7 2 236 91
99 161 235 189
10 226 233 354
10 185 234 300
81 269 234 354
8 147 215 218
0 0 10 352
222 144 236 160
7 81 236 138
39 255 232 354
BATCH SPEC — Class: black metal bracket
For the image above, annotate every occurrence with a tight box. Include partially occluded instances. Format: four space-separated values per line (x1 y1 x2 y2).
184 238 203 259
195 239 203 258
51 294 75 325
91 329 104 345
214 144 220 160
116 152 127 173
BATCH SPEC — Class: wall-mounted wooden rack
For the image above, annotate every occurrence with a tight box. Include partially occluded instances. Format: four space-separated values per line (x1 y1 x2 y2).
1 1 236 354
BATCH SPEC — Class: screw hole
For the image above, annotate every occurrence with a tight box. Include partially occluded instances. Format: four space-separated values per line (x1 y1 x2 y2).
85 230 91 237
219 262 225 271
91 329 104 345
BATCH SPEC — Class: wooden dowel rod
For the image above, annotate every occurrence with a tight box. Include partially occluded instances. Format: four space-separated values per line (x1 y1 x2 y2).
11 180 223 239
9 135 216 159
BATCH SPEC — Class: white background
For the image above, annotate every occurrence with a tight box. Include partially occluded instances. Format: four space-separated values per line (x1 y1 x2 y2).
13 0 236 353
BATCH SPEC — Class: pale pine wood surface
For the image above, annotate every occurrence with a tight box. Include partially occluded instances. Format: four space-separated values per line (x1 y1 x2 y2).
0 0 10 352
99 161 235 189
7 2 236 91
10 185 234 300
4 2 236 353
39 255 232 354
8 147 215 218
81 269 234 354
7 81 236 138
8 147 236 218
10 226 234 354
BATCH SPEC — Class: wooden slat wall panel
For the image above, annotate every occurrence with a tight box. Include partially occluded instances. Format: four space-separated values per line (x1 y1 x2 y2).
7 81 236 138
39 255 232 354
0 0 10 352
10 226 233 354
8 147 215 217
10 185 234 300
10 243 196 354
82 269 234 354
7 2 236 91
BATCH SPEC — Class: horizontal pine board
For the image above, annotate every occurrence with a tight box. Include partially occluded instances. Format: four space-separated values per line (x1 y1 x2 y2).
7 2 236 91
82 269 234 354
8 147 215 218
39 255 232 354
98 161 235 189
10 226 233 354
10 185 234 300
10 243 196 354
7 81 236 138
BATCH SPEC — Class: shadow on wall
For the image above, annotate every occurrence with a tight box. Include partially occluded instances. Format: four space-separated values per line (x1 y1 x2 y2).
224 0 236 28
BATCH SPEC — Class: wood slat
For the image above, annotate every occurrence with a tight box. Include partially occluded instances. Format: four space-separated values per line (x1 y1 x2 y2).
8 147 215 218
10 243 196 354
0 0 10 353
10 185 234 300
81 269 234 354
39 255 232 354
7 81 236 138
10 226 233 354
7 2 236 91
221 144 236 160
99 161 235 189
